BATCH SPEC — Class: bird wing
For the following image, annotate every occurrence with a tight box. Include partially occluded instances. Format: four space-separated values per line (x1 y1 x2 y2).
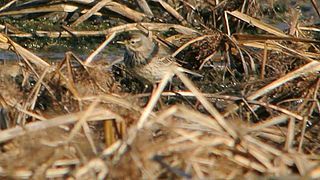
158 56 203 78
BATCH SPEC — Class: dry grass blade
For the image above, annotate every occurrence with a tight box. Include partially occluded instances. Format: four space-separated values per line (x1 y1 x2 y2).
31 23 199 38
225 61 320 117
311 0 320 18
261 42 268 79
174 67 237 139
71 0 111 27
238 41 283 52
16 67 50 124
248 114 289 132
227 11 288 37
244 135 284 157
233 34 320 44
246 144 275 171
0 0 319 178
298 26 320 32
102 140 122 157
0 0 17 12
75 158 108 180
136 0 153 16
104 1 146 22
298 118 308 153
152 0 187 25
285 117 295 152
0 108 117 143
174 106 224 132
0 4 79 16
27 68 50 110
310 167 320 178
137 70 173 129
85 32 116 65
238 40 320 60
232 154 266 172
67 100 99 154
247 61 320 101
247 100 304 120
172 35 214 57
0 167 71 179
274 42 320 61
81 95 142 112
0 33 50 68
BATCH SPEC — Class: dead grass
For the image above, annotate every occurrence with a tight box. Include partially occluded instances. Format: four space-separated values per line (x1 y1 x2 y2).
0 0 319 179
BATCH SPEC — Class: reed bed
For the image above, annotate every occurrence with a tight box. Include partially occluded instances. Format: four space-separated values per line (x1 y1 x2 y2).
0 0 319 179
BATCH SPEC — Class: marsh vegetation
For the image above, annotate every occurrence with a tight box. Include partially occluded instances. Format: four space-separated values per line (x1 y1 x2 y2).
0 0 319 179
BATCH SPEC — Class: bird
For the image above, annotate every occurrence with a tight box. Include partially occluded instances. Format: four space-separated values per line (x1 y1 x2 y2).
120 32 201 85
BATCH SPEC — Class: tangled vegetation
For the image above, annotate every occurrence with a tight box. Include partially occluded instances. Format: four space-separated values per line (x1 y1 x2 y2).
0 0 319 179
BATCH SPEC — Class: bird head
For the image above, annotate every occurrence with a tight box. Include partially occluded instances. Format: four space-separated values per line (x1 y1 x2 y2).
120 32 154 53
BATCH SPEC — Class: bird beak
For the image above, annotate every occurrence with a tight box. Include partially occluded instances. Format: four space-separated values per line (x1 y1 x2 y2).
116 41 124 44
116 40 127 45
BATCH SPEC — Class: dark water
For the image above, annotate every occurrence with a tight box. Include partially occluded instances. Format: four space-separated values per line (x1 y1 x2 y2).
0 46 124 62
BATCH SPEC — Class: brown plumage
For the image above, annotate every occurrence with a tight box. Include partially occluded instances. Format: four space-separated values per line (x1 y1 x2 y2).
122 32 201 84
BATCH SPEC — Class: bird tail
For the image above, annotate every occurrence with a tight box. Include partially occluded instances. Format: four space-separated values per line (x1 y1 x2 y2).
177 67 203 77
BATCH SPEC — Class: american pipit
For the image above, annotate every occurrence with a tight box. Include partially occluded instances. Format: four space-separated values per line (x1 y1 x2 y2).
121 32 200 84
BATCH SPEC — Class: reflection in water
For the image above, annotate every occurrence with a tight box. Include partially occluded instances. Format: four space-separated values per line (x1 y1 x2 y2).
0 46 124 63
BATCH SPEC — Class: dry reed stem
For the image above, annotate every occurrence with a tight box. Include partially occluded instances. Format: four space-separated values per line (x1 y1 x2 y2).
224 61 320 117
234 34 320 44
247 144 275 171
152 0 188 25
0 108 117 143
248 114 289 132
174 106 224 132
105 120 116 147
298 118 308 153
226 10 288 37
172 35 215 57
137 70 173 129
310 166 320 178
174 68 238 139
0 4 79 16
247 100 304 120
134 91 241 101
136 0 153 16
102 140 122 157
103 1 146 22
199 52 217 70
285 117 295 152
81 95 143 112
14 107 48 121
28 69 49 110
0 1 319 178
248 61 320 100
311 0 320 18
16 67 50 124
0 167 71 179
67 100 99 154
71 0 110 27
261 42 268 79
298 26 320 32
85 32 116 65
0 0 17 12
75 158 108 180
20 23 198 38
0 1 146 22
225 35 249 76
2 35 50 68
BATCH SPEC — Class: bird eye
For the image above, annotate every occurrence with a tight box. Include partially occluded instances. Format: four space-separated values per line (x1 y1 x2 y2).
130 41 135 44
